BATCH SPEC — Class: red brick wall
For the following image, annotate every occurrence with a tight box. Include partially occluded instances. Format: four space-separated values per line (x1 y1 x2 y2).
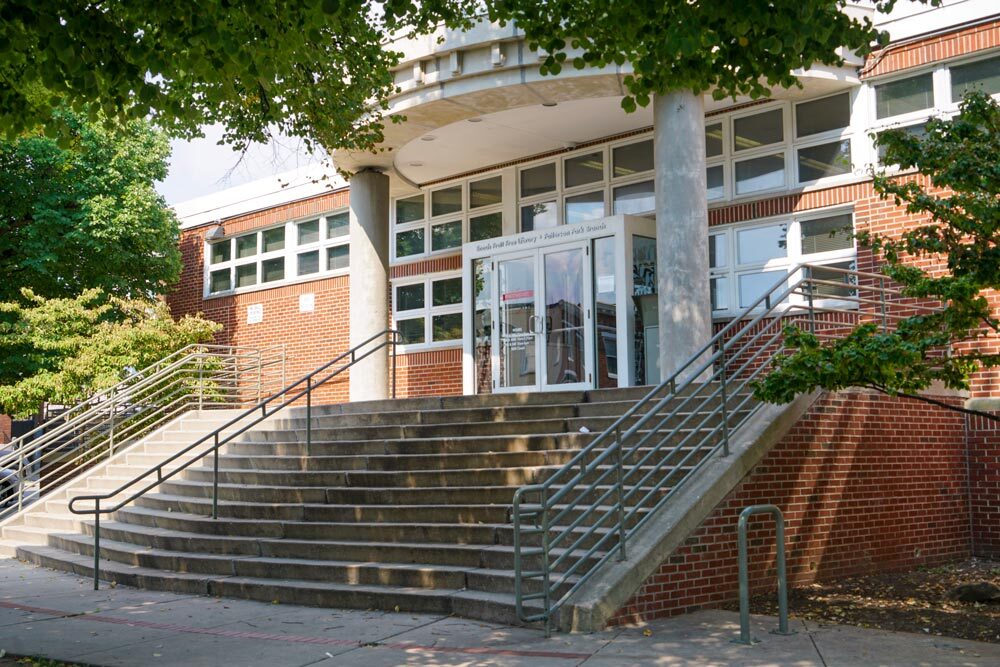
861 19 1000 79
0 415 10 445
395 349 464 398
968 410 1000 559
611 390 972 625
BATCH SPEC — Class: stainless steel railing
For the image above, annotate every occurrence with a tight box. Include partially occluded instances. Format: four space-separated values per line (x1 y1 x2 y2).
512 263 950 633
0 344 285 521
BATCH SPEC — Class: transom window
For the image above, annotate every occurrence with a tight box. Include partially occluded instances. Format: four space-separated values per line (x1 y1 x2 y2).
206 210 350 296
392 273 463 348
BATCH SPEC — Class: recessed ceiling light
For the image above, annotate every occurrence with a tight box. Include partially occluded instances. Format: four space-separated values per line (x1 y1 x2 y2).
467 117 484 123
420 135 436 141
408 161 424 167
542 102 558 107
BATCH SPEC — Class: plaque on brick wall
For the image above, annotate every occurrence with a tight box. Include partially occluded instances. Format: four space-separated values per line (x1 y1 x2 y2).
247 303 263 324
299 293 315 313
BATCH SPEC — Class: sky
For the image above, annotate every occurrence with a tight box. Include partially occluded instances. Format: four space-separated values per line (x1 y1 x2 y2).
155 125 318 205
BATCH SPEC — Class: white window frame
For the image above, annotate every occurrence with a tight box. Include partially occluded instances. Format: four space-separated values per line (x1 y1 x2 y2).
392 271 464 351
792 90 857 187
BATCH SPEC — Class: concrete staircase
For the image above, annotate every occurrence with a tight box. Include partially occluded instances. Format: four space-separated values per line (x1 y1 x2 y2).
1 387 754 625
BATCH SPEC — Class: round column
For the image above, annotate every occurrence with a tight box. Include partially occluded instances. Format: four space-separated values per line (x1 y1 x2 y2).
348 169 390 402
654 90 712 382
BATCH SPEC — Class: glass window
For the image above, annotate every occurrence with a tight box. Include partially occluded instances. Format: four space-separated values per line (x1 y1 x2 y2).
875 73 933 119
707 165 724 200
326 212 349 238
396 283 425 311
737 224 787 265
797 140 852 182
397 318 425 345
709 234 728 269
877 123 928 164
612 180 655 215
735 153 785 194
235 263 257 288
706 122 723 158
261 258 284 283
395 228 424 257
326 245 349 271
236 234 257 259
469 176 502 208
297 251 319 276
297 219 320 245
711 276 730 311
210 241 230 265
565 191 605 224
262 227 285 253
738 271 784 308
470 212 502 242
594 236 617 388
520 163 556 197
951 55 1000 99
564 151 604 188
432 277 462 306
432 313 463 342
431 220 462 252
733 109 783 151
431 186 462 217
801 213 853 255
209 269 231 293
612 139 653 177
632 236 657 296
396 194 424 224
810 260 858 298
796 92 851 138
521 201 558 232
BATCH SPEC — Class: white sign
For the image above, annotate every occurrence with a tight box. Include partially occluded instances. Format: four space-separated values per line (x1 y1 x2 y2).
246 303 263 324
470 220 611 256
299 293 315 313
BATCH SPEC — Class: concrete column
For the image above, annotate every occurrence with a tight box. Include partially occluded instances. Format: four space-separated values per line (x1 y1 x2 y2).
654 90 712 382
348 169 390 402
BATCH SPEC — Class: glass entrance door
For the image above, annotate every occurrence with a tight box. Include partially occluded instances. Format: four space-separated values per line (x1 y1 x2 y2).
493 244 593 393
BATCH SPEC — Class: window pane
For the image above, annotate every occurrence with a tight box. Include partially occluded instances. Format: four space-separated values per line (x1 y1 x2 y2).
209 269 231 293
261 227 285 252
739 271 784 308
796 92 851 137
297 219 320 245
520 163 556 197
875 73 933 119
709 234 727 269
326 245 349 271
469 176 502 208
810 261 858 298
737 224 787 265
432 277 462 306
565 191 605 224
707 165 724 200
612 139 653 177
396 194 424 224
235 263 256 288
395 228 425 257
876 123 928 165
706 122 723 157
326 212 349 238
612 180 654 215
236 234 257 259
470 212 502 242
431 220 462 251
397 318 425 345
733 109 783 151
210 241 231 265
262 258 284 283
797 140 852 182
298 251 319 276
951 55 1000 100
564 151 604 188
711 276 730 311
521 201 558 232
735 153 785 194
432 313 463 342
801 213 853 255
431 186 462 217
396 283 425 311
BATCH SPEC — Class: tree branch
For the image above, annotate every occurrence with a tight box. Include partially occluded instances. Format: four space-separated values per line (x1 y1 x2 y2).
866 383 1000 423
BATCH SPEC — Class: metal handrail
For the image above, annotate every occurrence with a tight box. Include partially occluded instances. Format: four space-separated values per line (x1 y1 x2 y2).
69 328 400 590
1 345 286 521
512 263 950 633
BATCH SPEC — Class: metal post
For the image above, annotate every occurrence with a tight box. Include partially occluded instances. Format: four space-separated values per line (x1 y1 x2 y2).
391 333 398 399
879 277 888 333
212 433 220 520
198 354 204 410
733 504 794 646
805 266 816 335
93 500 100 590
720 363 730 457
306 376 312 457
614 426 627 561
541 489 552 639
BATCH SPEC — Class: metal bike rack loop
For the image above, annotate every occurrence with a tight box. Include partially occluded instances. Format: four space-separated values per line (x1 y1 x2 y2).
734 504 795 645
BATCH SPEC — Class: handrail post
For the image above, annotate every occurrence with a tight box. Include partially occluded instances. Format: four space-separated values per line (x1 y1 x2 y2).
306 376 313 457
541 487 552 639
212 433 220 520
805 266 816 335
198 353 204 410
879 276 888 333
391 333 398 399
720 362 731 457
93 499 100 590
734 504 794 646
614 426 627 561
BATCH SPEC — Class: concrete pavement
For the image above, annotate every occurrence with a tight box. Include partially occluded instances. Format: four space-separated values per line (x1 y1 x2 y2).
1 558 998 666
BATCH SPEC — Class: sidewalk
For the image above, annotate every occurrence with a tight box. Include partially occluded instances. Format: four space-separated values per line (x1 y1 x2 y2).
1 558 997 666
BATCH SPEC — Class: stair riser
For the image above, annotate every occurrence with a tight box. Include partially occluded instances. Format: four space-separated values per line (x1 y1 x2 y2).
213 450 578 472
240 420 571 442
179 467 554 489
271 404 580 429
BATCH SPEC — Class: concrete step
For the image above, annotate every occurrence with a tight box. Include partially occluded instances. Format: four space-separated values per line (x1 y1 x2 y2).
223 433 593 457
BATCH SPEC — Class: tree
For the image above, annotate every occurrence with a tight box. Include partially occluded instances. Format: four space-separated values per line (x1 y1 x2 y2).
0 109 181 302
0 289 221 417
753 91 1000 419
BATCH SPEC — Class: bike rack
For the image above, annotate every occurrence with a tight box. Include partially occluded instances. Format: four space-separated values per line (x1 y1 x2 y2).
733 504 795 645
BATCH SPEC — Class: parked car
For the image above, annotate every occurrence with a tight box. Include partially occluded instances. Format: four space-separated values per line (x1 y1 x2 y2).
0 465 18 508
